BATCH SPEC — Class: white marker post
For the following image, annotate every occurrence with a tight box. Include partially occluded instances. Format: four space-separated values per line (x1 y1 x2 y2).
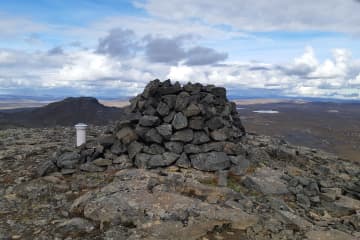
75 123 88 147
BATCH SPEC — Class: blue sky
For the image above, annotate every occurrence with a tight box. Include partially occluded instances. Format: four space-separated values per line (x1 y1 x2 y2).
1 0 360 99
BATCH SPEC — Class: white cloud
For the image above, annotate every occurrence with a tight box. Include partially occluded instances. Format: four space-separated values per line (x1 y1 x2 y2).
0 46 360 99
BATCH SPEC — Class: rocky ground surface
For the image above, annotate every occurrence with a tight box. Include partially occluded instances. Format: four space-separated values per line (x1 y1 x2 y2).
0 126 359 240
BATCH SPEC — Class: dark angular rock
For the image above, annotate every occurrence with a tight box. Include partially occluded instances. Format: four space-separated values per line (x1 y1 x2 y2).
182 103 201 117
162 95 177 109
134 153 151 168
210 127 230 141
201 142 225 152
188 117 204 130
143 105 157 115
229 156 250 176
156 124 173 139
211 87 226 98
110 141 127 155
243 167 289 195
143 143 165 155
80 163 105 172
112 155 133 169
156 102 170 116
190 151 230 171
172 112 188 130
142 79 160 98
104 150 116 160
183 82 202 94
192 131 210 144
171 129 194 142
296 194 311 209
163 111 175 123
206 117 224 130
223 142 246 155
145 128 163 144
116 127 138 144
98 135 116 148
304 182 320 197
217 170 228 187
184 144 202 154
92 158 112 166
175 91 190 111
57 152 81 169
139 115 160 127
164 141 183 154
37 160 58 176
128 141 144 160
201 93 216 105
147 154 163 168
176 152 191 168
157 81 181 95
162 152 180 165
134 125 150 139
148 152 179 168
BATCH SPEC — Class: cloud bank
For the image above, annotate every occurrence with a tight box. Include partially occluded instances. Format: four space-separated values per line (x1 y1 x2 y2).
1 31 359 99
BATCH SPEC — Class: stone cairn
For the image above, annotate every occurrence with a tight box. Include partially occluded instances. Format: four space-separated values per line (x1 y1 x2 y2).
40 79 249 176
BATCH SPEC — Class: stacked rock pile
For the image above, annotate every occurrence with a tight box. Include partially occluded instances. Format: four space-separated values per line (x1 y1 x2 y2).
41 79 249 175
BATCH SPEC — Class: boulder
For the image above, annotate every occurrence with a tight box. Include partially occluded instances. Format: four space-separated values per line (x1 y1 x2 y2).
156 124 173 139
164 141 184 154
116 127 138 144
139 115 160 127
243 167 289 195
171 129 194 142
190 152 230 171
172 112 188 130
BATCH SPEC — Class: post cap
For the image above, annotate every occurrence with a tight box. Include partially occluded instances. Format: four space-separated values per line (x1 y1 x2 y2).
75 123 88 129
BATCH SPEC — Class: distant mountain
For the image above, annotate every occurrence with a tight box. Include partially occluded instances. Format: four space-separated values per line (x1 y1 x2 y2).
0 97 126 128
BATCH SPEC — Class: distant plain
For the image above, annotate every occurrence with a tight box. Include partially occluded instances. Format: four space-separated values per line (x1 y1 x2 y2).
0 98 359 162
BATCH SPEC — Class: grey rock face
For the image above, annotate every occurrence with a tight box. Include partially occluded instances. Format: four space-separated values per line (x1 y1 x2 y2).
192 131 210 144
110 141 126 155
145 128 163 144
112 155 133 169
164 141 183 154
206 117 224 130
156 102 170 116
128 141 143 160
156 124 173 139
134 153 151 168
56 152 81 169
243 167 289 195
176 152 191 168
116 127 138 144
183 103 201 117
80 163 105 172
188 117 204 130
184 144 202 154
55 218 95 235
143 143 165 155
162 94 177 109
229 155 250 176
171 129 194 142
175 91 190 111
172 112 188 130
148 152 180 168
37 160 58 176
139 115 160 127
98 135 116 147
210 127 230 141
92 158 112 166
190 151 230 171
